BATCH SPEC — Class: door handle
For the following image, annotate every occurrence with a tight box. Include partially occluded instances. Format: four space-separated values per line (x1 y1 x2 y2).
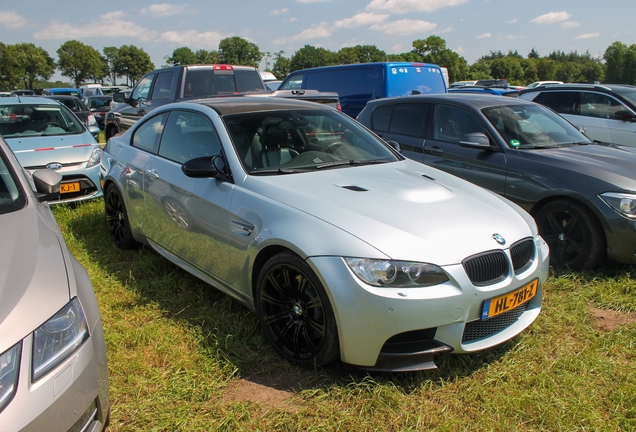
145 169 159 179
424 146 443 155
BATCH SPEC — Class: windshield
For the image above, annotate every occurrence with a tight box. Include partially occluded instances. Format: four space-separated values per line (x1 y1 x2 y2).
89 97 112 108
483 103 593 149
0 147 26 214
0 103 85 138
225 109 400 173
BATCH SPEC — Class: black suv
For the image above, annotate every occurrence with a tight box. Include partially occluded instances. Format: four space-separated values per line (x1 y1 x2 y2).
105 64 267 139
519 84 636 147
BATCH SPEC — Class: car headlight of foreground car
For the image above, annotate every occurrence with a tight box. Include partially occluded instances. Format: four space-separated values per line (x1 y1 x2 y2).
32 298 89 381
600 192 636 218
87 147 102 169
0 343 21 414
345 258 449 287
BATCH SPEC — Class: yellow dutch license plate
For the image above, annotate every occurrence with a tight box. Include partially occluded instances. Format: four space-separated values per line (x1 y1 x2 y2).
60 182 81 194
481 279 538 320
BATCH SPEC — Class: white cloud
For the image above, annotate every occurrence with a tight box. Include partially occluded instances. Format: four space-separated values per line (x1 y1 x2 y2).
155 29 225 48
506 35 523 40
478 33 491 38
531 11 570 25
272 22 331 44
439 27 453 34
366 0 467 14
370 19 436 36
561 21 580 28
140 3 189 18
506 19 517 24
270 8 289 15
334 12 389 28
0 10 28 29
34 14 157 41
575 32 600 40
455 47 465 55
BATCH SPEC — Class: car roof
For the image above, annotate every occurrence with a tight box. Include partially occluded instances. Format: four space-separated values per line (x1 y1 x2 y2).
520 83 636 94
177 96 335 116
0 97 66 106
368 93 534 109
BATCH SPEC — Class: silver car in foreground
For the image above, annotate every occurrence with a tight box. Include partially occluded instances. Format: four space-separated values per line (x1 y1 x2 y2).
100 97 549 371
0 137 109 430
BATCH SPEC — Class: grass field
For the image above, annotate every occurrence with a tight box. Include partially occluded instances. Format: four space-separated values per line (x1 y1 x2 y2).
53 199 636 431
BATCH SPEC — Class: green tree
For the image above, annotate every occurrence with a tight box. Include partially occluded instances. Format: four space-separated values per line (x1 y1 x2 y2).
411 36 468 83
56 40 103 87
289 45 337 72
489 57 524 84
604 42 627 83
536 58 558 81
337 47 359 65
102 47 121 84
115 45 154 86
164 47 199 66
195 49 220 64
13 43 55 89
272 51 290 78
218 36 261 67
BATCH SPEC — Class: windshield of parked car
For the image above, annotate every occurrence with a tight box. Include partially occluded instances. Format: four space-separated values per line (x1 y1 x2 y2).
88 97 112 109
224 109 401 173
0 148 26 214
483 103 593 149
0 104 85 138
611 87 636 108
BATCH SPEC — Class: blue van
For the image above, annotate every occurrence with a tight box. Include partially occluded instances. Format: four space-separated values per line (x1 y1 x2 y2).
278 62 447 117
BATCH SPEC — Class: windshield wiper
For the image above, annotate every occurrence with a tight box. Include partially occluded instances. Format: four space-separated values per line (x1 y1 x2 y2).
249 167 310 175
316 159 389 170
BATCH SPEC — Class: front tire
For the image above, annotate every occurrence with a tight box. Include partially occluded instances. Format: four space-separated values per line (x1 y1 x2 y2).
255 252 339 367
105 184 141 250
535 199 605 270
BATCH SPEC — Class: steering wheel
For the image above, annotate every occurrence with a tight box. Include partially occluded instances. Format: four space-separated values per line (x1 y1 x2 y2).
37 122 63 131
324 141 346 154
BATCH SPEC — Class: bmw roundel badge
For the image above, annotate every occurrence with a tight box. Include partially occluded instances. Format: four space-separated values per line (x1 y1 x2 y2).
492 233 506 245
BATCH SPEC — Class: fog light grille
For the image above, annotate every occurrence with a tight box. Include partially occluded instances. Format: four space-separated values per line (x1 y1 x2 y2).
462 303 527 343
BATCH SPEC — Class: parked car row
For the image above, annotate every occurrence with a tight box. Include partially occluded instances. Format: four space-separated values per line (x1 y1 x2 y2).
2 61 636 426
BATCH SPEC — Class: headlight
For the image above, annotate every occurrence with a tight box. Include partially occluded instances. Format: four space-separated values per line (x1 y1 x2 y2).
86 147 102 168
32 298 89 382
600 192 636 218
0 342 21 414
345 258 449 287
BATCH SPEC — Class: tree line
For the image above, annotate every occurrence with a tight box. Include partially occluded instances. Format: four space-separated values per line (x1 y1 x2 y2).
1 36 635 91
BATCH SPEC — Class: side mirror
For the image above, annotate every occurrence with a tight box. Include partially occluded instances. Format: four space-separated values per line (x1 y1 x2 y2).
113 92 126 103
386 140 402 153
182 155 228 180
32 169 62 202
614 110 635 122
459 132 491 148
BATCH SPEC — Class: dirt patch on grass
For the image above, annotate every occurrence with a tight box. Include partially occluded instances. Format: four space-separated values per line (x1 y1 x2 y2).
588 305 636 331
223 372 305 412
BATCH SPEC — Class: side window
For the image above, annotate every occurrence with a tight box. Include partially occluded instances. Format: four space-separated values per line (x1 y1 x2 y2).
371 105 394 132
534 91 576 115
579 92 626 119
132 112 168 153
158 111 221 163
132 74 154 102
389 103 427 138
150 72 174 101
279 74 304 90
433 105 485 144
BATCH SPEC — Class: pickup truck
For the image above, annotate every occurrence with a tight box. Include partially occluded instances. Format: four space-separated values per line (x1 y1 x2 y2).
104 64 268 140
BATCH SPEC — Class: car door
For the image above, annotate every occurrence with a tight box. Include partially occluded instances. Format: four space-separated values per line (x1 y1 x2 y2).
423 103 508 195
116 71 175 133
576 92 636 146
143 109 234 284
367 102 429 163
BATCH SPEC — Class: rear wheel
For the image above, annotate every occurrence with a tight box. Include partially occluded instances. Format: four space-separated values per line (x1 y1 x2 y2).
255 252 339 367
535 199 605 270
105 184 140 250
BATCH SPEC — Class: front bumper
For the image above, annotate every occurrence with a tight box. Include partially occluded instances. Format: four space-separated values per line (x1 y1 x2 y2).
308 235 549 371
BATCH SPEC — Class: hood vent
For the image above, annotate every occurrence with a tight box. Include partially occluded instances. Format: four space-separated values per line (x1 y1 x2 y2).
337 185 368 192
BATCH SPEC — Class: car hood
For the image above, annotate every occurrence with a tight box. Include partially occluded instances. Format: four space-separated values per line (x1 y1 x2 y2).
244 159 535 265
517 143 636 190
5 135 98 170
0 206 70 350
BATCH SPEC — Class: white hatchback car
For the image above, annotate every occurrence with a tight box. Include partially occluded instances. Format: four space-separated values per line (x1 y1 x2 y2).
520 83 636 147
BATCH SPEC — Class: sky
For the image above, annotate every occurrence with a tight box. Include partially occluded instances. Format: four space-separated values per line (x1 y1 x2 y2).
1 0 634 80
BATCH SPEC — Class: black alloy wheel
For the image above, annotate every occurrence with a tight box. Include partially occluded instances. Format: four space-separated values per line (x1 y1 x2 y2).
255 252 339 367
535 199 605 271
105 184 140 250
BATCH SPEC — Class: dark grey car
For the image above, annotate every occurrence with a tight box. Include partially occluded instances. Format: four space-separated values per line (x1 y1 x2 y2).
358 93 636 270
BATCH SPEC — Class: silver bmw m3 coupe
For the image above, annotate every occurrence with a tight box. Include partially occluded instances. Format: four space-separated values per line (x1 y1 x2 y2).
100 97 549 371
